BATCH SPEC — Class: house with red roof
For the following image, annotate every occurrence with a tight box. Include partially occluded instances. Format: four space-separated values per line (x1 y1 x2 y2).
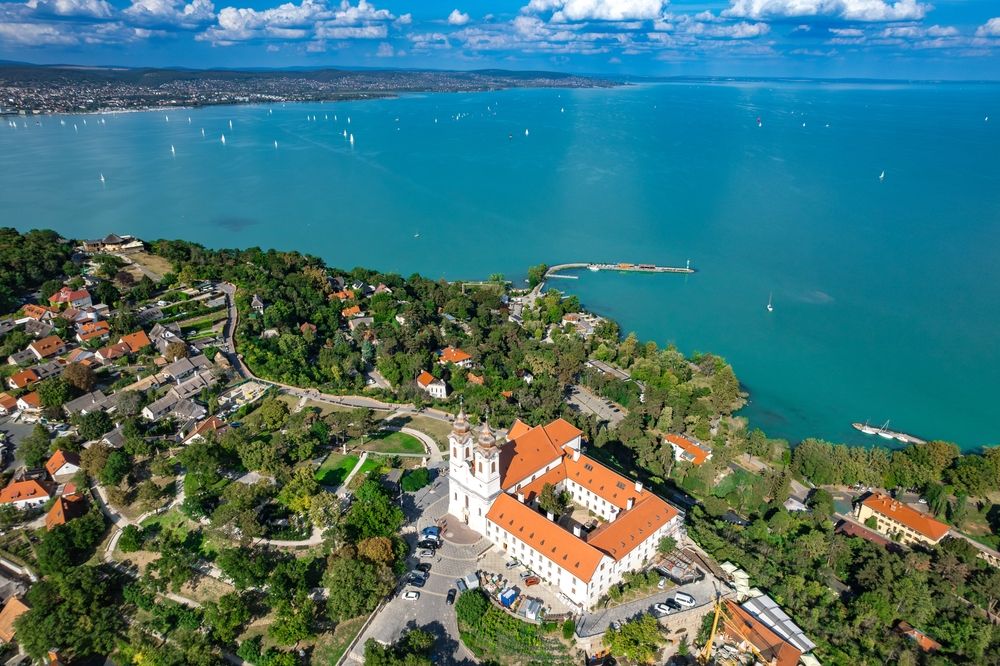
449 412 683 609
416 371 448 399
45 450 81 482
0 479 51 509
896 621 942 653
666 433 712 466
75 320 111 343
96 341 131 363
48 286 92 309
8 369 39 390
45 494 87 531
28 335 65 360
0 393 17 416
119 330 152 353
855 491 950 547
16 392 41 413
0 596 29 644
438 346 473 368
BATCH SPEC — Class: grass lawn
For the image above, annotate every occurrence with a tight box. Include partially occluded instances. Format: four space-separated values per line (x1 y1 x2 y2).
311 615 368 665
315 453 360 486
356 430 424 455
389 414 452 452
347 457 386 491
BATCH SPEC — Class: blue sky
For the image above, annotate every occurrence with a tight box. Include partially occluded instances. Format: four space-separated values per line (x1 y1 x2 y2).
1 0 999 78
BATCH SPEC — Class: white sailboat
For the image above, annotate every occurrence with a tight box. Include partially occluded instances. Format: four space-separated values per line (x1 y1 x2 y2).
877 420 894 440
347 116 351 124
343 129 348 138
188 117 191 124
201 128 206 137
229 119 233 130
73 124 78 132
60 119 65 126
274 140 278 149
220 134 226 145
524 128 529 136
170 145 175 156
164 115 168 122
879 170 885 182
349 133 355 146
766 292 773 313
99 173 105 184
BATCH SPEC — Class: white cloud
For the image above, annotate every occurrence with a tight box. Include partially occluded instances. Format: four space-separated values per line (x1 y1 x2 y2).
723 0 928 22
375 40 393 55
882 24 956 38
0 20 80 44
124 0 215 28
25 0 113 19
198 0 394 44
976 17 1000 37
448 9 469 25
713 21 769 38
395 12 410 24
524 0 667 22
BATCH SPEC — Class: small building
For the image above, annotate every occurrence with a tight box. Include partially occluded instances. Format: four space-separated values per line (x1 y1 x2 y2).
467 372 485 386
417 371 448 399
342 304 363 318
299 322 317 335
0 393 17 416
48 286 92 309
854 492 950 547
895 620 941 653
28 335 65 361
741 594 817 655
347 316 374 332
439 346 473 368
163 355 212 384
75 320 111 343
21 304 56 321
0 479 51 509
45 494 87 531
96 341 131 363
722 599 803 666
666 433 712 466
119 329 152 353
63 390 109 416
0 597 29 644
182 416 229 444
7 369 39 390
251 294 265 313
45 450 82 482
16 392 41 413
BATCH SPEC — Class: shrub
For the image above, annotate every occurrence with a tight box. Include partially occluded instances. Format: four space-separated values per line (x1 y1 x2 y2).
118 525 145 553
401 467 431 492
562 619 576 640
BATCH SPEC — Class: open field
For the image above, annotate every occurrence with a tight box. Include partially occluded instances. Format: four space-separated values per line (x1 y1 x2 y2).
315 452 359 486
355 430 423 455
388 414 452 451
311 615 367 665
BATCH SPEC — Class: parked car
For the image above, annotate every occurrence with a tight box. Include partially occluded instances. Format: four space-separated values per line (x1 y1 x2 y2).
446 589 457 605
674 592 696 607
505 560 520 569
524 576 540 586
663 598 683 611
657 578 667 590
403 590 420 601
416 563 432 573
417 549 435 558
409 576 426 588
519 571 535 580
456 577 467 592
651 603 672 618
610 620 621 631
422 526 442 538
417 539 439 550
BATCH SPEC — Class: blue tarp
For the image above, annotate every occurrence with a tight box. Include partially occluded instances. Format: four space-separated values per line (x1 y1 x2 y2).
500 588 518 608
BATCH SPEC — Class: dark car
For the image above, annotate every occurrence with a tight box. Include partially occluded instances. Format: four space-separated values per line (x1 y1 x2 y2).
446 588 457 605
663 598 683 611
417 539 439 550
416 562 432 573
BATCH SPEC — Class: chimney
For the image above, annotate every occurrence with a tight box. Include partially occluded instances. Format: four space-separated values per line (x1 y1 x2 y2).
573 525 582 537
546 511 555 521
634 480 643 493
517 491 525 503
627 498 635 510
572 449 580 462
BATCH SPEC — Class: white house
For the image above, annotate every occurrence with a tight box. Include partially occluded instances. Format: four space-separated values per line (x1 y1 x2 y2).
45 450 81 482
417 371 448 399
447 413 683 609
0 480 51 509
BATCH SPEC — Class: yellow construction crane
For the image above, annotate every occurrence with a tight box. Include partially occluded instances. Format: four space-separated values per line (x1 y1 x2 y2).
699 596 768 665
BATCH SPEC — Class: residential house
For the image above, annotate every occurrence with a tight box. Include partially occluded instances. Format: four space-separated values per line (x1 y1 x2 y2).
31 360 63 381
0 597 29 644
374 283 393 295
0 393 17 416
251 294 265 313
119 329 152 354
142 394 206 423
28 335 65 360
21 304 56 321
22 319 54 339
854 492 950 547
16 393 41 413
417 371 448 399
149 322 184 355
467 372 485 386
342 304 363 318
96 341 131 363
299 322 317 335
48 287 92 309
100 425 126 449
45 494 87 531
6 349 36 366
182 416 229 444
65 348 96 366
895 621 942 653
331 289 355 302
666 433 712 466
173 370 216 400
75 320 111 344
63 390 109 416
0 479 50 509
439 346 473 369
347 316 374 332
163 355 212 384
45 450 82 482
7 369 39 390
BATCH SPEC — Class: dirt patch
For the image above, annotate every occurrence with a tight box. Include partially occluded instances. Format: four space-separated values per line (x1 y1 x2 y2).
128 251 174 282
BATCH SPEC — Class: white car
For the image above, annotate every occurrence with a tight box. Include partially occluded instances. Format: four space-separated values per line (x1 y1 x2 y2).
417 549 435 558
652 603 672 618
657 578 667 590
674 592 696 607
403 590 420 601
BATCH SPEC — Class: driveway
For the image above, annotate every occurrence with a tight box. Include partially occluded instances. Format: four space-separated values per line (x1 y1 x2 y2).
346 491 481 665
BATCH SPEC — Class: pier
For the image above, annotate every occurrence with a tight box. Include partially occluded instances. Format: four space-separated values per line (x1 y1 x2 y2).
545 260 695 280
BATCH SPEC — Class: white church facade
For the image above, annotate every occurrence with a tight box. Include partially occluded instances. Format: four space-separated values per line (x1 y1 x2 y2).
447 410 684 609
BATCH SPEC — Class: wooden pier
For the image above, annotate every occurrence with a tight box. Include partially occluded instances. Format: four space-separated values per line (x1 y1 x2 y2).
545 260 695 280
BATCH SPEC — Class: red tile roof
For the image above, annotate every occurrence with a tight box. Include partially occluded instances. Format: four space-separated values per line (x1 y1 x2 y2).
466 372 484 385
666 434 711 465
440 346 472 364
77 320 111 341
0 393 17 412
45 494 87 530
724 600 802 666
49 287 90 304
861 492 950 542
97 341 131 360
299 322 317 334
0 597 29 643
416 371 437 388
341 305 362 318
45 450 81 477
184 416 229 442
18 392 41 409
29 335 64 358
896 621 942 652
120 330 152 353
22 304 56 320
486 493 605 583
0 479 50 505
587 492 678 560
507 418 532 440
9 369 39 389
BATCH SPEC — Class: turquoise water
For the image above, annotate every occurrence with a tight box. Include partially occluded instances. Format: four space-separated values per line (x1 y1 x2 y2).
2 82 999 449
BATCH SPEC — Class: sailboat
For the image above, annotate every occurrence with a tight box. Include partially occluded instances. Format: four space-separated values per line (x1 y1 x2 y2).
879 170 885 182
561 107 565 113
756 116 762 127
229 119 233 130
188 117 191 124
60 119 65 126
220 134 226 145
766 292 773 313
349 133 355 146
347 116 351 124
524 128 529 137
342 129 348 138
877 420 895 440
201 128 206 137
73 124 78 132
170 145 175 156
274 140 278 149
99 173 105 184
164 115 168 122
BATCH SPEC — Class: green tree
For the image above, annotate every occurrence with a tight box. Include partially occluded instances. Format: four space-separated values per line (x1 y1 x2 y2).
526 264 548 288
77 410 114 441
118 525 145 552
657 536 677 555
101 450 130 486
538 482 570 517
324 555 395 621
37 377 72 409
62 362 96 392
203 593 252 643
344 479 404 541
19 424 52 468
216 546 274 590
603 614 663 664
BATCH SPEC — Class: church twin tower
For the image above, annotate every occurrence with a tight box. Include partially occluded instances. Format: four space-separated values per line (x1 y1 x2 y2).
447 407 503 533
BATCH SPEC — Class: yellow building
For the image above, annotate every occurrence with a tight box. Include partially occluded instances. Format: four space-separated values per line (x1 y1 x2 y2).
855 492 949 547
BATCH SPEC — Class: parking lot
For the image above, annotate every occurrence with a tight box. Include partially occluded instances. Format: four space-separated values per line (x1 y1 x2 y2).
567 385 625 426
